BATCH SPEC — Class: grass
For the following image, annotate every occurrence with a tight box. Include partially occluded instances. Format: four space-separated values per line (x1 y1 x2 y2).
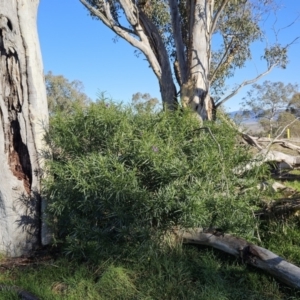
1 241 300 300
284 170 300 191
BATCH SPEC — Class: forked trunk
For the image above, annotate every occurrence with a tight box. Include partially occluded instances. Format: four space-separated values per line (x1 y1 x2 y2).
0 0 48 257
181 80 215 121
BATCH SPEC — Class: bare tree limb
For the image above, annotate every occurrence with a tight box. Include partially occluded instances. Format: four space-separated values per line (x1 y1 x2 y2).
80 0 162 79
256 196 300 218
210 0 230 36
257 138 300 154
210 3 249 85
216 64 277 107
80 0 112 28
265 118 300 150
209 38 234 84
272 14 300 42
118 0 139 26
241 134 263 150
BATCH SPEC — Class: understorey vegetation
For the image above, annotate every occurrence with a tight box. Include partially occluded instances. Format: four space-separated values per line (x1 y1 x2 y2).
1 98 300 299
43 98 266 259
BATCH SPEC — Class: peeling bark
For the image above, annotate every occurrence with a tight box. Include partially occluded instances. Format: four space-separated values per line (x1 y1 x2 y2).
0 14 32 194
0 0 48 257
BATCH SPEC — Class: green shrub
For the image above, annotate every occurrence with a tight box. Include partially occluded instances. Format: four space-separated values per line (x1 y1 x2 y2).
43 100 264 258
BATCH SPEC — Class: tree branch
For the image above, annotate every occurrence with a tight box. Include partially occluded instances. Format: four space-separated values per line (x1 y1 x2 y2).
264 117 300 150
241 134 264 150
79 0 162 79
210 0 230 36
257 138 300 154
235 150 300 175
209 37 236 84
216 64 277 108
168 0 188 84
80 0 112 28
210 3 248 85
118 0 138 27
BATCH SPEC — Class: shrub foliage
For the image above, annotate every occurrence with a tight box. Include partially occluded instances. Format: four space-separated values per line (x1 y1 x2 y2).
44 101 264 257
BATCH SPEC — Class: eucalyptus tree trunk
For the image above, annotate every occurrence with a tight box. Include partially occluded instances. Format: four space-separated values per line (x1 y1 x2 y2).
0 0 48 257
180 0 214 121
138 11 178 110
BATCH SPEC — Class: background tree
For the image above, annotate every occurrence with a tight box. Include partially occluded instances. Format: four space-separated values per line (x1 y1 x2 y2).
0 0 48 256
131 92 159 112
277 112 300 138
287 92 300 117
241 81 299 136
45 71 91 114
79 0 293 120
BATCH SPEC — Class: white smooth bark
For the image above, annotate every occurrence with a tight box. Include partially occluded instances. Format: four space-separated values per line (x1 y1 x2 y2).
79 0 162 80
234 150 300 175
181 0 214 120
0 0 49 257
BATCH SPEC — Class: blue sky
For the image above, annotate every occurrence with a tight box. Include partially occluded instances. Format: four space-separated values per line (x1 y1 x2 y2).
37 0 300 111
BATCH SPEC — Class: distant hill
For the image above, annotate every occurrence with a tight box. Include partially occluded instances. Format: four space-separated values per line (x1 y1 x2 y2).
228 109 300 136
228 110 259 123
228 110 263 133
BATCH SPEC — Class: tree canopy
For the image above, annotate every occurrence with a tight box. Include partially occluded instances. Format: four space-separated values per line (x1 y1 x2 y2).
79 0 295 120
45 71 91 114
241 81 299 136
132 92 160 111
287 92 300 117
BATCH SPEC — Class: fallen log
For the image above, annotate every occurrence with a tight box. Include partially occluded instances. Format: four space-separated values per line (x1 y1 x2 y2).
260 150 300 170
175 228 300 289
257 138 300 154
235 150 300 174
241 133 263 150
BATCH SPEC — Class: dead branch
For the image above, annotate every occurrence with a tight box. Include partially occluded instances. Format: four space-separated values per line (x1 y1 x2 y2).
257 138 300 154
257 198 300 218
241 134 263 150
235 149 300 175
261 150 300 170
175 228 300 289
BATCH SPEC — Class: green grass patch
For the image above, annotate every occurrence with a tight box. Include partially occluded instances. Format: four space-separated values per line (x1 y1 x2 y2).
284 180 300 191
1 244 300 300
